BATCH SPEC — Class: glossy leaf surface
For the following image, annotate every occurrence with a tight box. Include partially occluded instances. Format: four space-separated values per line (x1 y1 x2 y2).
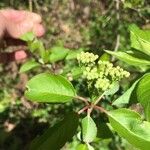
81 116 97 143
49 46 69 63
20 32 35 41
137 73 150 121
105 50 150 67
25 73 76 103
108 108 150 150
20 60 40 73
113 79 140 106
130 24 150 56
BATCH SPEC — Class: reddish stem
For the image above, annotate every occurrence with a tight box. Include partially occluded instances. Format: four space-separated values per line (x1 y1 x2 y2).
94 105 108 114
75 96 89 106
78 106 89 115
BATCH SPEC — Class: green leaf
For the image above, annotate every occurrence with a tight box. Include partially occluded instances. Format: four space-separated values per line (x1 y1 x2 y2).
81 116 97 143
65 49 82 60
97 123 113 139
49 46 69 63
25 73 76 103
37 41 47 63
104 82 119 96
130 24 150 56
123 0 144 8
99 53 110 61
108 108 150 150
30 112 79 150
28 39 40 52
20 60 40 73
20 32 35 42
137 73 150 121
71 67 83 79
76 144 88 150
145 103 150 122
86 143 94 150
127 50 150 61
42 50 50 64
113 79 140 106
105 50 150 67
76 143 94 150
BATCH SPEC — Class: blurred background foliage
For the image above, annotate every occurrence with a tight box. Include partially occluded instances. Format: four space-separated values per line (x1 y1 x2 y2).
0 0 150 150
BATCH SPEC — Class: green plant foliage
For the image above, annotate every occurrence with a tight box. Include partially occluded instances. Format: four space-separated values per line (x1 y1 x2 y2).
1 1 150 149
105 50 150 67
19 60 40 73
76 144 88 150
29 39 40 52
86 143 94 150
108 108 150 150
65 49 82 60
81 115 97 143
71 67 83 79
30 112 79 150
137 73 150 121
105 25 150 70
112 79 140 106
130 24 150 56
97 123 113 139
20 32 35 42
99 53 110 61
104 82 119 96
25 73 76 103
37 41 48 62
49 46 69 63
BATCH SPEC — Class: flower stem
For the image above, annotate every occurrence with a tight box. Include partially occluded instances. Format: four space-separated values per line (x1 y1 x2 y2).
88 92 105 115
94 92 105 105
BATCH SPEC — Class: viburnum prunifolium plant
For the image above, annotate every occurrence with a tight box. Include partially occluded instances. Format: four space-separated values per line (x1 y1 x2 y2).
20 28 150 150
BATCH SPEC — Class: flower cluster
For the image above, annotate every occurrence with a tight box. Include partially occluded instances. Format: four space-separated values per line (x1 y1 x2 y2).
95 78 110 91
98 60 130 81
77 52 130 92
77 52 98 64
83 67 99 80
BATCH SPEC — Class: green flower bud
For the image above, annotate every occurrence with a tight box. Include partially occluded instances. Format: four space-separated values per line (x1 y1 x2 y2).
77 52 130 92
77 52 98 64
95 78 110 91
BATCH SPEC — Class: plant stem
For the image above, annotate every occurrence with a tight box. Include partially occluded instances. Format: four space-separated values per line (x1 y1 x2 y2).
29 0 33 12
86 93 105 115
94 92 105 106
75 96 89 106
78 106 89 115
94 105 108 114
112 0 120 61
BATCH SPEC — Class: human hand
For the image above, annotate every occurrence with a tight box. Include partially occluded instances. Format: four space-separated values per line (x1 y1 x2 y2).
0 9 45 63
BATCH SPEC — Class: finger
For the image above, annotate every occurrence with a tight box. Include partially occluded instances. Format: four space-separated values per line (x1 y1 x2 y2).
6 20 34 39
33 24 45 37
14 50 28 61
0 50 29 63
24 11 42 23
1 9 42 24
0 9 25 22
